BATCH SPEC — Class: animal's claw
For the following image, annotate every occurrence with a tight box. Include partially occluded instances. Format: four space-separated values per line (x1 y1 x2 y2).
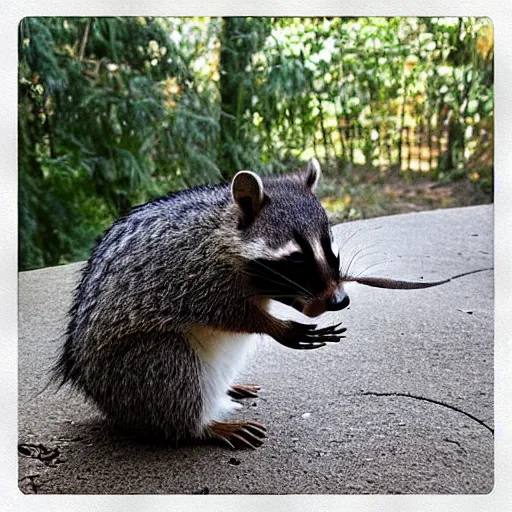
207 421 267 450
277 320 347 350
228 384 261 399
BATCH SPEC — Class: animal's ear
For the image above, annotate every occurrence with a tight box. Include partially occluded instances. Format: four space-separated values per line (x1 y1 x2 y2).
304 158 322 193
231 170 265 225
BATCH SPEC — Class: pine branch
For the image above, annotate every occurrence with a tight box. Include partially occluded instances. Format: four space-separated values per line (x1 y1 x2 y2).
79 18 93 61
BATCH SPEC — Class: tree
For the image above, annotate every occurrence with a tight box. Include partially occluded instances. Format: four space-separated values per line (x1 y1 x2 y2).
18 17 219 269
217 17 271 178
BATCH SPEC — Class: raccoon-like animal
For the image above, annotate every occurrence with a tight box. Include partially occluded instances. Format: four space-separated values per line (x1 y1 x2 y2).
54 159 349 449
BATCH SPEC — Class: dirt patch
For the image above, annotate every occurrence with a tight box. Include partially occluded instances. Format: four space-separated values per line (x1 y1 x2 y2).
318 166 492 224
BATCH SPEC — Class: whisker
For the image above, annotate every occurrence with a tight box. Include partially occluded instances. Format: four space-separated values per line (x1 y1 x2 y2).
345 250 383 274
336 224 383 258
246 291 301 299
341 243 379 279
241 269 296 292
354 259 391 278
251 259 314 299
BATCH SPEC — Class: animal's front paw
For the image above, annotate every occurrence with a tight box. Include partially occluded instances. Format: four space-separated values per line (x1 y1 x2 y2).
277 321 347 350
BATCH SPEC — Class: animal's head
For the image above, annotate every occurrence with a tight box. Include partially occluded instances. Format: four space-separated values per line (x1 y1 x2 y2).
232 159 349 317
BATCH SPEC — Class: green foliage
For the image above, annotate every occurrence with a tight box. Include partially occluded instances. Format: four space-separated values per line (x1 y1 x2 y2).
19 16 493 270
19 17 220 269
247 17 493 173
217 17 273 177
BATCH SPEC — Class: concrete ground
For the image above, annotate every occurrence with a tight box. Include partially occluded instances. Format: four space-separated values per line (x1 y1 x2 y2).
18 205 493 494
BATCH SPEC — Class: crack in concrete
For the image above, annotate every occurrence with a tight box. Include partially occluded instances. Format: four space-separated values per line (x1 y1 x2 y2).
444 438 467 453
361 391 494 435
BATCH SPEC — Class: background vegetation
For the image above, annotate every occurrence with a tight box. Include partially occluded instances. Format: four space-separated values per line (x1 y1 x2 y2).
18 17 494 270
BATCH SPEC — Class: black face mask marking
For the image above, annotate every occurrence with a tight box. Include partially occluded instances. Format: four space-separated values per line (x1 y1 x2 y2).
244 230 341 306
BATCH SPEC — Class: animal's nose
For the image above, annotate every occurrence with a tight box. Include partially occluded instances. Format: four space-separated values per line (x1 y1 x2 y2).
327 288 350 311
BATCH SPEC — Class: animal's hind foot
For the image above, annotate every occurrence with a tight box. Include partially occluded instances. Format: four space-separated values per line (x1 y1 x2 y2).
206 420 266 450
228 384 261 399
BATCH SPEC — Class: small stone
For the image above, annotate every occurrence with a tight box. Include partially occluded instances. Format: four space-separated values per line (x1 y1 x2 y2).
228 457 241 466
301 412 311 419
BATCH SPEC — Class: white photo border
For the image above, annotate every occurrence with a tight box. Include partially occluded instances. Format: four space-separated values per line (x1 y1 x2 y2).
2 2 511 511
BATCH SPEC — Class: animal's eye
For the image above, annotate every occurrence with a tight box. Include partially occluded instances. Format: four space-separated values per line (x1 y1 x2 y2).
287 251 305 263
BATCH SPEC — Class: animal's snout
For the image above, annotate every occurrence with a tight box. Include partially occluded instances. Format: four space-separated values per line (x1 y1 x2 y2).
326 287 350 311
300 285 350 317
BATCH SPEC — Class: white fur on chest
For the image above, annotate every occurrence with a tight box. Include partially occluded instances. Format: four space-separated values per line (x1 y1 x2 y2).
187 327 258 428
